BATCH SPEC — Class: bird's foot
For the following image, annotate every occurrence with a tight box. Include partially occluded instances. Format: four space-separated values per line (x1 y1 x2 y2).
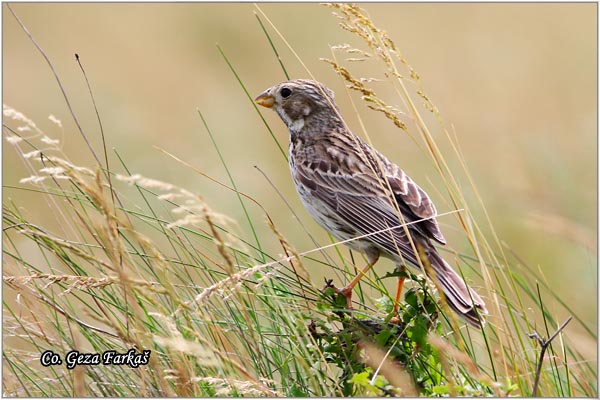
322 278 354 312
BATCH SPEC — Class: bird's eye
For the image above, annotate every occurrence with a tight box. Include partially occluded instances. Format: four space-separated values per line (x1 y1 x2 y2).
280 87 292 98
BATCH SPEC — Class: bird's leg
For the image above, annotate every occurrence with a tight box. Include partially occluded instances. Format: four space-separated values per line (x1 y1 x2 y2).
392 265 407 315
336 252 380 309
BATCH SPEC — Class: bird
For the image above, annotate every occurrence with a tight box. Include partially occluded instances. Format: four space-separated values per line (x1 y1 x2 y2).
255 79 487 328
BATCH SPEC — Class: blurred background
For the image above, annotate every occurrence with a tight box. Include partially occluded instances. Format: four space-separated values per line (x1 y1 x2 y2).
4 2 596 347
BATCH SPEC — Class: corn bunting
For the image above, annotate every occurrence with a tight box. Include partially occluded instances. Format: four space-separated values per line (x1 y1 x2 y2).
255 79 487 328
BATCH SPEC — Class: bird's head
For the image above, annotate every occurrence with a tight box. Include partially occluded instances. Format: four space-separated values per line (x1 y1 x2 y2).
255 79 340 134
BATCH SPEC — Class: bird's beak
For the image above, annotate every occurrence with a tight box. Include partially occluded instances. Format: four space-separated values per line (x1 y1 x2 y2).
254 90 275 108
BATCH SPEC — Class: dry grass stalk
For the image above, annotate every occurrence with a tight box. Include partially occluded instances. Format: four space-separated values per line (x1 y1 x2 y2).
360 341 419 396
3 273 115 292
321 58 408 131
429 334 503 396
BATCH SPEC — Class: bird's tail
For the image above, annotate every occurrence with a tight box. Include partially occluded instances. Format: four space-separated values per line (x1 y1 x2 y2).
427 250 488 328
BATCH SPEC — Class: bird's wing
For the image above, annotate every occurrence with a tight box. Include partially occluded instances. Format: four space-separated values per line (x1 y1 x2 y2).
295 137 446 247
374 148 446 245
294 162 418 266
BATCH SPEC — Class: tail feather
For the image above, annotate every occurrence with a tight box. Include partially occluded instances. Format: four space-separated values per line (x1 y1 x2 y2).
427 251 488 328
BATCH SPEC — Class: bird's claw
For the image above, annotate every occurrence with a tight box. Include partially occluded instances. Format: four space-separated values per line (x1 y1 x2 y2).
322 278 335 291
322 278 353 310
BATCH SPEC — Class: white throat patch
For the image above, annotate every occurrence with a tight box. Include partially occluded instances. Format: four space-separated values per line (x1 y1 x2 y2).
279 110 305 133
289 118 305 132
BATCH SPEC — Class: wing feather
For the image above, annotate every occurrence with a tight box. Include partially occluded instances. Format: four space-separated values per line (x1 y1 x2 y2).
296 139 446 249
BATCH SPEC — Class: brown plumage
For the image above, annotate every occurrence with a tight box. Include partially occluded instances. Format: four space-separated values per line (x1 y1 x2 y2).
255 79 487 328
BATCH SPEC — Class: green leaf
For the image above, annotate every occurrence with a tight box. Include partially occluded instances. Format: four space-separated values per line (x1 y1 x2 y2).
412 315 429 347
375 329 393 346
289 384 307 397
